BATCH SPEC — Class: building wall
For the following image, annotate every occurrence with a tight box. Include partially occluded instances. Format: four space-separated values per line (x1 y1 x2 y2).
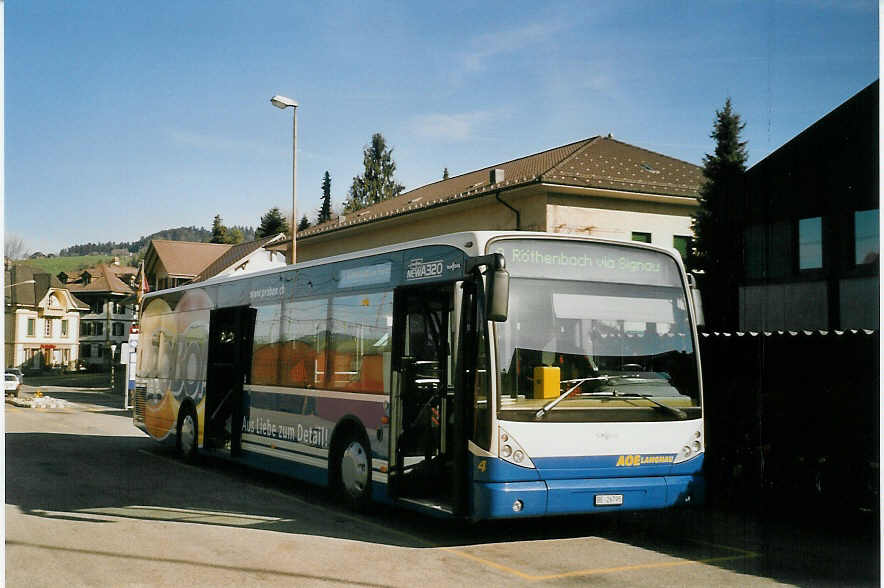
839 277 880 329
738 81 878 332
547 203 693 251
6 308 81 369
297 187 697 262
739 282 829 332
77 297 137 367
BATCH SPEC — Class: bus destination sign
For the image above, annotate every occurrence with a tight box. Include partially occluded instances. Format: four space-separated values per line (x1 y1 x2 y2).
490 239 681 287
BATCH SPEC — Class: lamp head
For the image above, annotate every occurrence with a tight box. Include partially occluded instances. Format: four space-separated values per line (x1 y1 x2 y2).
270 95 298 109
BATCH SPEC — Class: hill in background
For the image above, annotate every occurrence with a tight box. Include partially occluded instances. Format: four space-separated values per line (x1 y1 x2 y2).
57 224 255 258
22 254 122 276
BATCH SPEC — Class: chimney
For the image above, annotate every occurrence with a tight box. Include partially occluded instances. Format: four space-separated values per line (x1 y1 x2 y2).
490 168 505 185
34 273 50 296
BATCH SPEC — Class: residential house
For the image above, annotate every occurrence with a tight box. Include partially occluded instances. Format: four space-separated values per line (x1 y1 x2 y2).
4 262 89 371
295 136 703 261
143 240 233 291
738 80 878 331
60 260 139 370
143 235 287 290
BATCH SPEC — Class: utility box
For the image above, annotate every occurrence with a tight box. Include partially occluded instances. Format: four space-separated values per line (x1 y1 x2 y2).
533 366 561 399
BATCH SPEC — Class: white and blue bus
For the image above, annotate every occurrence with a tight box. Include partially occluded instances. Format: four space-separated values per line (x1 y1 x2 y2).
134 231 704 519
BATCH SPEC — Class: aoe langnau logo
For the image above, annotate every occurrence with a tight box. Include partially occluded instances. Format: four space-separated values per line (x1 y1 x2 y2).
615 454 675 466
406 258 444 280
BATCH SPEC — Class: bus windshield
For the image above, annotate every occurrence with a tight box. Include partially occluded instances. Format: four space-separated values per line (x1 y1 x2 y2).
490 239 700 423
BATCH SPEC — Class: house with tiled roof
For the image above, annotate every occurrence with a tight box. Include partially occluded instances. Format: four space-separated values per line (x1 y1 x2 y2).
143 240 234 291
143 235 287 290
295 135 703 261
5 262 89 371
61 260 139 370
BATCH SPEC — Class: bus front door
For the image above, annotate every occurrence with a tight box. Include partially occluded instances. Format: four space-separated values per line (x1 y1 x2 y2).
204 306 256 455
390 285 461 512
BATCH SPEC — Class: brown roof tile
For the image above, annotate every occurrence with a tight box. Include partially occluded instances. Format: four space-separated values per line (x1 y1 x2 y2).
65 263 137 295
5 264 88 310
298 136 702 239
150 240 232 278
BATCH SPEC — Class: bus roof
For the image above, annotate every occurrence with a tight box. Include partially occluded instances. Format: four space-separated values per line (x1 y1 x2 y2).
143 230 685 299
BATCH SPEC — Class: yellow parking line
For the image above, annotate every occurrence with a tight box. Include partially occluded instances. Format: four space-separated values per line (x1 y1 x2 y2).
443 540 760 582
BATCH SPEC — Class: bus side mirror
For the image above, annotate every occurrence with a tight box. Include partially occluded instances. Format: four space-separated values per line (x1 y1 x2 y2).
687 274 704 328
487 261 509 322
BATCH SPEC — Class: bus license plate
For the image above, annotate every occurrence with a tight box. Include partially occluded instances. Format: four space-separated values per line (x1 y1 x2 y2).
595 494 623 506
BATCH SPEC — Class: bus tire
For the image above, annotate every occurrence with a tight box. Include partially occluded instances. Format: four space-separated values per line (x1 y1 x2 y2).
176 404 199 463
334 431 372 510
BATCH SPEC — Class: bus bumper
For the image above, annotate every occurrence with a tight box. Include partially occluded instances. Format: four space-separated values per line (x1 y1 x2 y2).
472 474 704 519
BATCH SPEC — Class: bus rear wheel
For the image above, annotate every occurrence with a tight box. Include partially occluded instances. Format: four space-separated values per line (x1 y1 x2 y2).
335 434 372 509
177 405 199 462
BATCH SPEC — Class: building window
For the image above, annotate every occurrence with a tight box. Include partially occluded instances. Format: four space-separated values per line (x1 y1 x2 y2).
673 235 691 259
91 300 104 315
112 322 124 336
854 209 879 265
61 320 69 337
631 232 651 243
798 217 823 270
27 318 36 337
95 322 104 336
96 344 104 358
44 319 53 337
80 343 91 358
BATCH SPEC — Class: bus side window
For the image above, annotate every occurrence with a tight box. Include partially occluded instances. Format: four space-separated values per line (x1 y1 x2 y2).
328 291 393 393
252 303 282 386
280 298 329 389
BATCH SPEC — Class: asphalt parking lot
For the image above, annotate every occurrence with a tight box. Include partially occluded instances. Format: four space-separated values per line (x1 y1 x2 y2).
5 383 880 586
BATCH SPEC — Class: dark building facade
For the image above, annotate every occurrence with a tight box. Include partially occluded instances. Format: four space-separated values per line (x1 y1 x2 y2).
738 80 879 331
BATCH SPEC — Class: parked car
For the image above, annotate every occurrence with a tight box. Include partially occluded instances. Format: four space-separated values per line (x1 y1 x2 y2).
6 368 23 384
4 373 21 397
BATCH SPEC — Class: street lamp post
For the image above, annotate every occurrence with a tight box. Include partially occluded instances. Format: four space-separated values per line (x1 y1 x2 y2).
5 279 36 288
270 94 299 264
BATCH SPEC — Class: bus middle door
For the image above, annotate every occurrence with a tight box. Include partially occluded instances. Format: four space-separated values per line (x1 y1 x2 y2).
389 285 455 511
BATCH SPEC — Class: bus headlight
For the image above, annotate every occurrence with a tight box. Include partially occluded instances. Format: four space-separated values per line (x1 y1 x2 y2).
674 430 704 464
498 427 535 469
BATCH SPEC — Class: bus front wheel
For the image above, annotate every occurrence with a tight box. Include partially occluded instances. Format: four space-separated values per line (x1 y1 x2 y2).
177 405 199 462
335 433 372 509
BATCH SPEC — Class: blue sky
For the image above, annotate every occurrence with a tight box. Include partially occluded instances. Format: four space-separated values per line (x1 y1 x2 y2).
5 1 878 254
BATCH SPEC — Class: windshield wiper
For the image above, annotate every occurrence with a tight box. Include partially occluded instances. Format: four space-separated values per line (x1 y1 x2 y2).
534 375 688 420
535 375 609 420
611 392 688 420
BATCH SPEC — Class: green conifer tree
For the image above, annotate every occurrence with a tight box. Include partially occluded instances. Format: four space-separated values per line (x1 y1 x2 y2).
345 133 404 212
689 98 748 330
318 171 333 224
256 207 290 238
297 215 311 232
210 214 229 244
